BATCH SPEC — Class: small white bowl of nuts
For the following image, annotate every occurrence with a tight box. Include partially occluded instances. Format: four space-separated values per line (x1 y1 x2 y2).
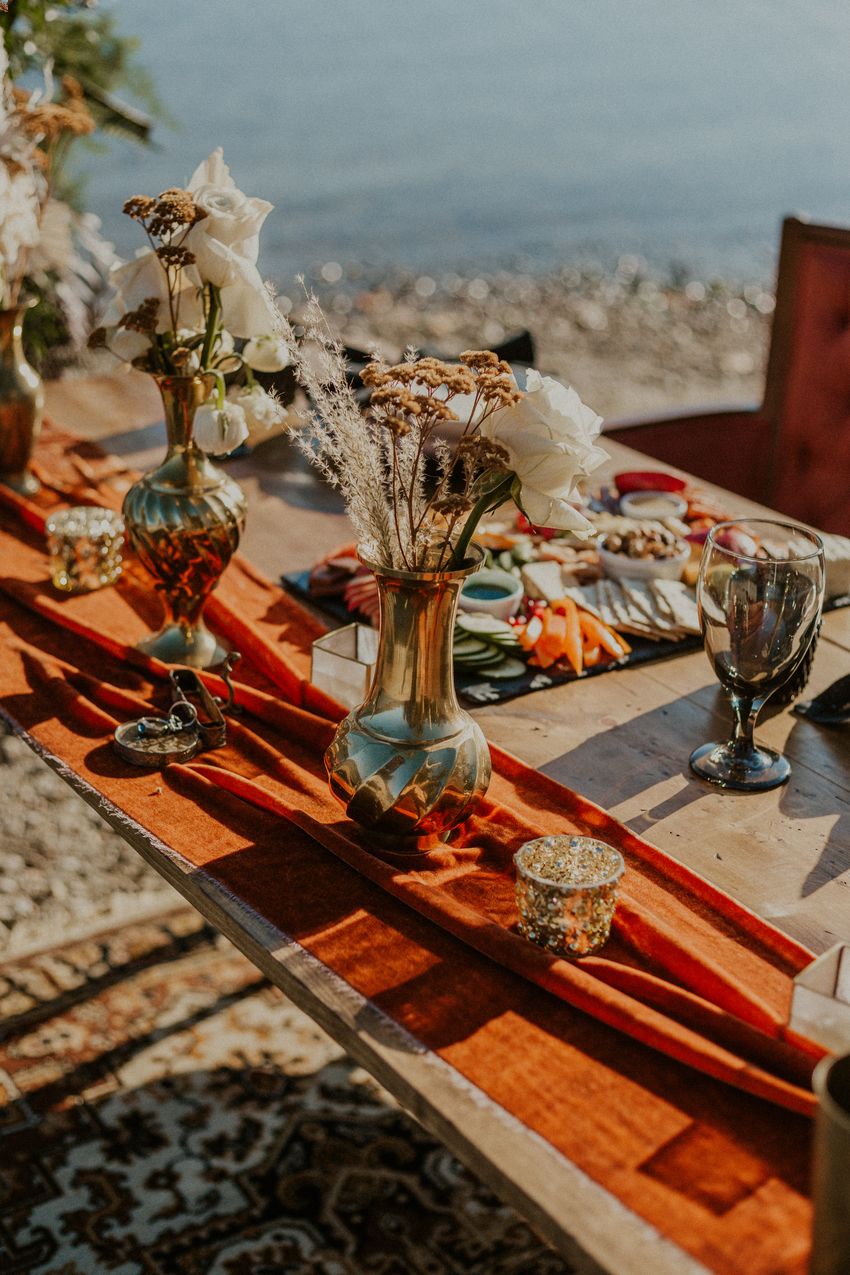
598 526 691 581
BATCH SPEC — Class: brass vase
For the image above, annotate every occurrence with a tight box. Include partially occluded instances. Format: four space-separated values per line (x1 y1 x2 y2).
325 547 492 854
122 374 247 669
0 301 44 496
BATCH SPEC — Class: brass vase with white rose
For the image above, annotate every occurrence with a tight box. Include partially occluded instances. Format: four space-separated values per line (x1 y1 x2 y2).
0 301 44 495
122 373 247 668
325 546 492 855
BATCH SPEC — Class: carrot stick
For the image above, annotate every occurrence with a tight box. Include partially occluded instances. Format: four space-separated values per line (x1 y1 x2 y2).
518 613 543 652
579 610 628 659
552 597 583 674
535 610 568 668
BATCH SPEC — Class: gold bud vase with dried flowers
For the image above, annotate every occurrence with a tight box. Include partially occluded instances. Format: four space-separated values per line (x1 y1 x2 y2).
0 60 94 493
284 298 607 855
90 149 290 667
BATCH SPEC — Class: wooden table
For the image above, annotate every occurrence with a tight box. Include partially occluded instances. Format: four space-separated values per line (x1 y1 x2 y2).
33 372 850 1274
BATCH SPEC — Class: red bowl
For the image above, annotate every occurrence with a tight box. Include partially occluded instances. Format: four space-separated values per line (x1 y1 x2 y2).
614 470 687 495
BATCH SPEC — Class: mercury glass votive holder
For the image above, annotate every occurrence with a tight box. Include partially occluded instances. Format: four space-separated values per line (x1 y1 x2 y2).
310 622 379 710
514 835 625 957
45 505 124 594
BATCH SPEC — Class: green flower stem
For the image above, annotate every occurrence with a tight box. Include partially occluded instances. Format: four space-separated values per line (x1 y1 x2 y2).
448 474 515 570
199 283 221 372
212 369 227 411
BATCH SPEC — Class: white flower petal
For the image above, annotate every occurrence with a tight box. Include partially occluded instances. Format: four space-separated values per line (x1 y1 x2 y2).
519 488 595 534
243 334 290 372
227 384 286 439
193 401 248 454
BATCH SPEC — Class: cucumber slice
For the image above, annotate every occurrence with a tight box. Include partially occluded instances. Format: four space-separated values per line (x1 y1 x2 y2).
457 614 516 638
455 648 505 667
479 656 527 680
453 636 490 657
484 631 521 648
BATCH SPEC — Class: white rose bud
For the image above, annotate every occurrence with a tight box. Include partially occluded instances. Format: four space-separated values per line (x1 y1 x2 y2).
480 370 607 532
193 400 249 455
243 333 291 373
227 384 286 439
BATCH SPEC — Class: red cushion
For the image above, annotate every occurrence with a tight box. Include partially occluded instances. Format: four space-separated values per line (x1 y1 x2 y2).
771 240 850 534
604 411 769 501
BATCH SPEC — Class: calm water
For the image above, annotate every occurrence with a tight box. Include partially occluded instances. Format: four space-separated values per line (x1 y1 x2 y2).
84 0 850 285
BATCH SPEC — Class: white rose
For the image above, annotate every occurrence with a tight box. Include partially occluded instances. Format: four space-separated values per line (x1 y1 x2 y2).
480 370 607 532
193 400 249 455
184 148 272 288
227 384 286 439
243 333 290 373
218 257 280 339
102 248 204 334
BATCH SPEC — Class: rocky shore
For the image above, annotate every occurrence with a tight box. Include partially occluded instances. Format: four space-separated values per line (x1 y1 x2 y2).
1 262 772 956
290 256 773 418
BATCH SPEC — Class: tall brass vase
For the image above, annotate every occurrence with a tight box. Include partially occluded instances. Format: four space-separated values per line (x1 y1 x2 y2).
122 374 247 669
0 302 44 496
325 548 492 855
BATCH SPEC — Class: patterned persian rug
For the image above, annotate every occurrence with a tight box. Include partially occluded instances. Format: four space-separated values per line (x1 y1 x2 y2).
0 909 572 1275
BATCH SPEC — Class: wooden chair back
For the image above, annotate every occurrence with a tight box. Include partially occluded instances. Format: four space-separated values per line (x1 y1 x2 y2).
763 216 850 533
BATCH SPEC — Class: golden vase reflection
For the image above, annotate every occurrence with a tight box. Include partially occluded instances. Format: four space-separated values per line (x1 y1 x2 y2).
325 547 492 854
0 302 44 496
122 373 247 669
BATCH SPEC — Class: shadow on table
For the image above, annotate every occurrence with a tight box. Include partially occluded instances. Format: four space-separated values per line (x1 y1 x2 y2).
781 712 850 899
537 694 725 837
228 432 348 515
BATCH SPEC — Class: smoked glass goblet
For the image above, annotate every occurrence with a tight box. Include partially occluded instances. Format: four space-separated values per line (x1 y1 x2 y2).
689 519 824 791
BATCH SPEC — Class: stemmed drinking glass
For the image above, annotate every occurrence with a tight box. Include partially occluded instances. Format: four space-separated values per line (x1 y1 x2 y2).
689 519 824 791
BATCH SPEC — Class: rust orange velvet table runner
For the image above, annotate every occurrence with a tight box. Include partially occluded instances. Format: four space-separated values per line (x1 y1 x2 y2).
0 424 819 1273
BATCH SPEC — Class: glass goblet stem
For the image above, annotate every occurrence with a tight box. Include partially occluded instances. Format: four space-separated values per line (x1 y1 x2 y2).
726 690 767 762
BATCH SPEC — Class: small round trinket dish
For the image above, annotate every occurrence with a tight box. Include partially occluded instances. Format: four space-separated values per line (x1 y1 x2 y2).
514 835 625 957
113 702 200 768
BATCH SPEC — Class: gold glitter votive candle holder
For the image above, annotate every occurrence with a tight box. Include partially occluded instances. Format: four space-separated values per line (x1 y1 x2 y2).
46 505 124 594
514 835 625 957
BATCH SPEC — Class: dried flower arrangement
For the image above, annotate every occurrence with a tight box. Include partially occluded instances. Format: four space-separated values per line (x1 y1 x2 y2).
284 296 607 572
0 43 94 309
90 149 291 455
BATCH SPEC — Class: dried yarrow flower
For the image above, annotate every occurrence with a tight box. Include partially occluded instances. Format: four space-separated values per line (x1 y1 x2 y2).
156 244 196 269
379 413 411 439
148 188 201 235
432 492 473 516
360 361 390 388
123 195 156 220
460 350 501 369
458 436 511 468
117 296 160 334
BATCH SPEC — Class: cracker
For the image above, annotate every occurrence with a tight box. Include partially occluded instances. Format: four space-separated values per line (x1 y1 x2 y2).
650 579 700 634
